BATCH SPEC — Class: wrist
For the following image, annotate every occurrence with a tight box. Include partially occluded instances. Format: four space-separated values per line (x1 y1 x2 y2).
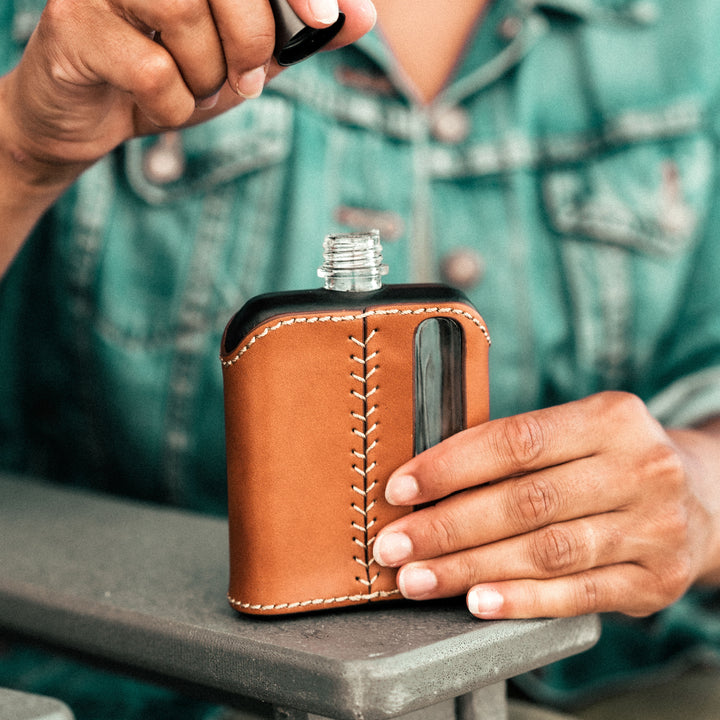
0 70 92 189
4 138 91 193
667 425 720 587
0 73 91 275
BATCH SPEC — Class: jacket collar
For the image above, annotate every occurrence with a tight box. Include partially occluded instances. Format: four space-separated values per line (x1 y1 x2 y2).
353 0 659 105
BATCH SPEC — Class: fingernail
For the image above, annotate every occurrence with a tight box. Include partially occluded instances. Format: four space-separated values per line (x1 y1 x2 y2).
236 66 266 99
196 90 220 110
308 0 339 24
385 475 419 505
374 532 413 567
467 588 504 618
365 0 378 28
398 566 438 599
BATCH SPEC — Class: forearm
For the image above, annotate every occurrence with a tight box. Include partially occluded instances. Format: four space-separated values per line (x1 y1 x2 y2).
0 72 90 277
0 150 88 277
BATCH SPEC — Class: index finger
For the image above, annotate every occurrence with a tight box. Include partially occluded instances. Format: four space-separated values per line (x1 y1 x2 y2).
385 396 603 506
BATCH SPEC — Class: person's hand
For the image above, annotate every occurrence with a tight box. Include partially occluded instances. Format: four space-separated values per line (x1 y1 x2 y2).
2 0 376 168
0 0 375 273
373 391 720 619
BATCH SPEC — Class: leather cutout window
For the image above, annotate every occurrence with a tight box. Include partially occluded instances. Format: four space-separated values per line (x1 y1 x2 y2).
414 318 465 455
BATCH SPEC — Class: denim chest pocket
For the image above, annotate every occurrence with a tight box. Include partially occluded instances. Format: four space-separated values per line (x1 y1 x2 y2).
66 95 294 352
124 95 293 205
542 130 714 256
539 125 715 391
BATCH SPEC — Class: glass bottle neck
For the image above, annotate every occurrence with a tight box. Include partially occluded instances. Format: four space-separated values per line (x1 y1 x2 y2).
317 230 389 292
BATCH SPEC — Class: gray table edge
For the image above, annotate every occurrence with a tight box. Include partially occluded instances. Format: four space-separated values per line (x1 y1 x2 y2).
0 475 601 720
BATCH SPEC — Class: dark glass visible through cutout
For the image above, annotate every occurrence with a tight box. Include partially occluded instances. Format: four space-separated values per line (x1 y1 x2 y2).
414 318 465 455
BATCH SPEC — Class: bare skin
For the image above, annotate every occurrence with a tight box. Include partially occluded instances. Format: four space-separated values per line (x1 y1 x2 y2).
372 0 490 103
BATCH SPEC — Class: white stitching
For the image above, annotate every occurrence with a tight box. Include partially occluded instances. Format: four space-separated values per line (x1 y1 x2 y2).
349 324 382 595
221 306 490 366
356 574 380 588
228 588 402 611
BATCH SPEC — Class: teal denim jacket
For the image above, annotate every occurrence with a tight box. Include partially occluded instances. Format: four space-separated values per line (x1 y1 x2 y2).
1 0 720 714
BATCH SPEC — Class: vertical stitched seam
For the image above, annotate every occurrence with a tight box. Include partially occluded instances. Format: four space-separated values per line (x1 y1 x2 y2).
67 159 114 480
162 187 233 504
350 318 380 593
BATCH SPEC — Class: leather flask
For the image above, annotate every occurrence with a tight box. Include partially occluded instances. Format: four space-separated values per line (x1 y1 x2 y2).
221 232 491 615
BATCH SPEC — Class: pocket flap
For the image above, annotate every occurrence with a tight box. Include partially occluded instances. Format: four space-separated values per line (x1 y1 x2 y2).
542 133 713 255
124 95 293 205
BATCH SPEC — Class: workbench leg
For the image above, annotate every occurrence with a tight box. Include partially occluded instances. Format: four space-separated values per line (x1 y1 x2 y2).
273 680 507 720
0 688 75 720
456 682 507 720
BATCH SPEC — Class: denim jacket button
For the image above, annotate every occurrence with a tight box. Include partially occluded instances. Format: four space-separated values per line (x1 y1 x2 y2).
431 106 471 144
12 11 39 43
143 131 186 185
629 1 659 24
335 206 405 241
498 15 522 41
440 248 485 289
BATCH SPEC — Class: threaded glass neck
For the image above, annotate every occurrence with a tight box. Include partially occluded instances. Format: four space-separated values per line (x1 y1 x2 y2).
317 230 389 291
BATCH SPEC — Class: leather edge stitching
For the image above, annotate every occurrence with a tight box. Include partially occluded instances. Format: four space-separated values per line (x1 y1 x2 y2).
227 588 402 612
221 306 491 367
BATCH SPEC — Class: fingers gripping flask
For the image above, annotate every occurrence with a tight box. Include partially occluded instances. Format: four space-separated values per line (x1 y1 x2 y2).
221 231 491 615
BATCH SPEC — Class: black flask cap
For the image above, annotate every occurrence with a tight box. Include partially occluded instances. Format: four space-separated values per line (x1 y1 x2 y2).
270 0 346 65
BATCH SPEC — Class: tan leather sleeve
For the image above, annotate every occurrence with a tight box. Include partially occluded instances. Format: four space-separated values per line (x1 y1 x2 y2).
220 301 490 615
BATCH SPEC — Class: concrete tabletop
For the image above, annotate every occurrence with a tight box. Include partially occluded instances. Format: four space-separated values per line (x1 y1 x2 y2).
0 475 600 720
